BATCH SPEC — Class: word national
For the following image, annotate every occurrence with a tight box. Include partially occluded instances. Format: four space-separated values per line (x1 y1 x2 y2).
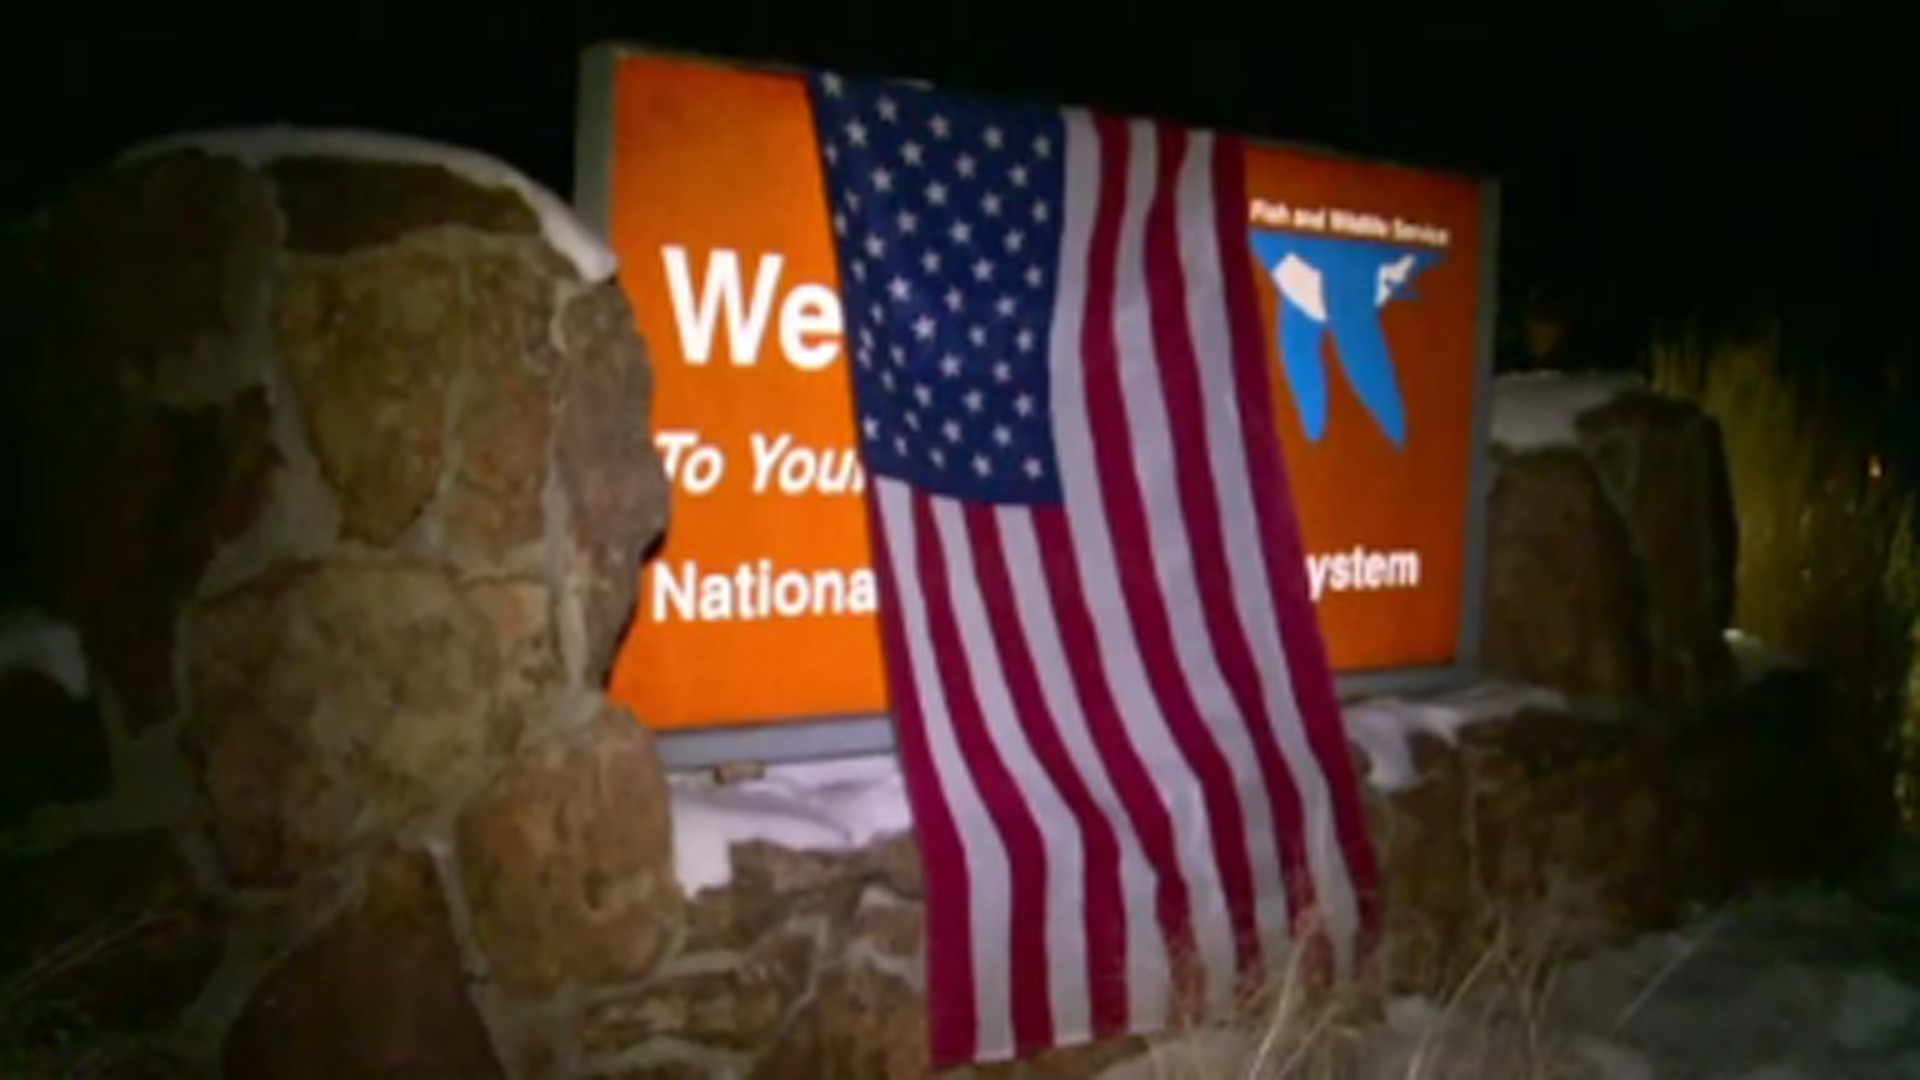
650 559 879 622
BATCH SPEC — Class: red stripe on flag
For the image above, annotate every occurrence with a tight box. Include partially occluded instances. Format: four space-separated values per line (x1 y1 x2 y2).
1138 125 1319 983
1081 113 1258 1010
910 491 1056 1054
964 508 1132 1039
862 496 980 1062
1209 134 1382 962
1032 508 1195 1022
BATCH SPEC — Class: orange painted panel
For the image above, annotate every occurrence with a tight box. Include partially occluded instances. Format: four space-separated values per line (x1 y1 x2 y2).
595 52 1489 730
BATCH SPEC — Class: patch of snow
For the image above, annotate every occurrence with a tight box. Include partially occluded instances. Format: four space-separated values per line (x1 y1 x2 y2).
669 753 913 895
1097 1003 1653 1080
1093 1029 1247 1080
119 126 618 284
1726 627 1803 683
1737 1067 1814 1080
0 608 89 699
1490 370 1645 452
1102 803 1920 1080
1341 681 1568 791
1570 1034 1658 1080
1829 970 1920 1052
1548 885 1920 1079
1354 994 1652 1080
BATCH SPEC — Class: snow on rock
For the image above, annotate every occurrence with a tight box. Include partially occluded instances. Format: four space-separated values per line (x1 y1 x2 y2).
1490 371 1645 452
0 607 89 699
1547 881 1920 1079
1571 1036 1660 1080
1340 681 1568 791
1726 627 1803 684
1356 995 1655 1080
119 126 618 284
668 754 914 895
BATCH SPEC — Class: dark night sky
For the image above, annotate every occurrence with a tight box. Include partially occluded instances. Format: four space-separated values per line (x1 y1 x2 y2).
5 2 1911 362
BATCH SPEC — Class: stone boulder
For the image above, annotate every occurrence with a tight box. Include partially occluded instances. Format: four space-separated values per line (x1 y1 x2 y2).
1362 664 1853 993
223 847 503 1080
1481 373 1738 708
0 128 676 1077
183 560 562 886
1576 392 1740 704
1481 447 1652 703
458 702 681 995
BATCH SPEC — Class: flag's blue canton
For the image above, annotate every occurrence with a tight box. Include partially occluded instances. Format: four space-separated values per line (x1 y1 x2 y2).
810 72 1068 506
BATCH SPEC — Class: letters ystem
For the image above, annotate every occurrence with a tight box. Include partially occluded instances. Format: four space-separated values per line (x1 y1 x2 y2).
660 246 844 370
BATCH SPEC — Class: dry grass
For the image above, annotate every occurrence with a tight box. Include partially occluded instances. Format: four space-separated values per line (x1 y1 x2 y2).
1648 324 1920 833
0 903 183 1078
1104 323 1905 1080
1114 881 1636 1080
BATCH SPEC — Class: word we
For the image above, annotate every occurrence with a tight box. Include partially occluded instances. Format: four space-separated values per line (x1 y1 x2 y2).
661 246 844 371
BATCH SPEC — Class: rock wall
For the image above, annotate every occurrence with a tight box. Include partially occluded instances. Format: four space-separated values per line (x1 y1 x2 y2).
627 668 1854 1078
0 132 1843 1080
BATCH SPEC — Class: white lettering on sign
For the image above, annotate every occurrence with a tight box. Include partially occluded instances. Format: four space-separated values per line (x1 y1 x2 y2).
651 559 879 622
749 433 866 496
1392 218 1451 247
1305 546 1424 601
1249 204 1453 250
655 430 727 495
1329 209 1390 239
1249 198 1291 227
779 284 843 370
659 246 844 370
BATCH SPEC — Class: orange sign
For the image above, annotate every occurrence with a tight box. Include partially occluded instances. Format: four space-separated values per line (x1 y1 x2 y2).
580 48 1494 732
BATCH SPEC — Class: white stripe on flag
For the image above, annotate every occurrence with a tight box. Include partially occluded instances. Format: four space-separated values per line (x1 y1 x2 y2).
875 480 1014 1057
1103 117 1263 1010
1172 127 1363 973
1051 108 1229 1025
993 506 1170 1034
928 498 1091 1046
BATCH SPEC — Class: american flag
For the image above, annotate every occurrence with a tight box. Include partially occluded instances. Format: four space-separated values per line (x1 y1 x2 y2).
807 71 1380 1066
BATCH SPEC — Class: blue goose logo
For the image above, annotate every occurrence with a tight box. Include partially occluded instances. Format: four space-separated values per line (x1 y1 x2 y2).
1249 230 1442 450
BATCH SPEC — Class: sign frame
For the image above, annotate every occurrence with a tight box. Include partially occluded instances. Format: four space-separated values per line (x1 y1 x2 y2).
572 41 1501 772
